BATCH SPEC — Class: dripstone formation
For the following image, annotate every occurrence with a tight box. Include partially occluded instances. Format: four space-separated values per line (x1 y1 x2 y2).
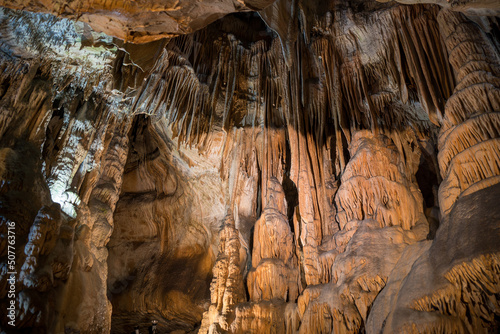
0 0 499 333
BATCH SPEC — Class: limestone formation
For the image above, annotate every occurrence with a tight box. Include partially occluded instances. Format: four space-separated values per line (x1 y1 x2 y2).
437 10 500 216
0 0 499 333
365 10 500 333
248 178 300 303
199 214 246 334
295 130 428 333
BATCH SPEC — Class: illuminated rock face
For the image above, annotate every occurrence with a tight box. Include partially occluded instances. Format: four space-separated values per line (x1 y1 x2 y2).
0 1 499 334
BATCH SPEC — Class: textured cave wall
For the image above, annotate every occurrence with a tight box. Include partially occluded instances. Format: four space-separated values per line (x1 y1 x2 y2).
107 115 225 333
0 0 499 334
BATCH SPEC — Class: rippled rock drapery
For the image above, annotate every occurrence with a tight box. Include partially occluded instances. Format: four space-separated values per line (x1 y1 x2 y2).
294 129 428 333
366 9 500 333
0 0 499 333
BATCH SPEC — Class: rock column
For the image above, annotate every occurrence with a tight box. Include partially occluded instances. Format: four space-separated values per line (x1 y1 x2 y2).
437 10 500 216
247 177 300 303
55 119 131 333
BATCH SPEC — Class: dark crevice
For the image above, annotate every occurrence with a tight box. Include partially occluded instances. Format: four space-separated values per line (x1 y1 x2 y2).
415 147 439 209
283 136 298 232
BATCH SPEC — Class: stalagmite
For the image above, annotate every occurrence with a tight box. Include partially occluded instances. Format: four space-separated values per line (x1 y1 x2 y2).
247 177 300 303
199 214 246 334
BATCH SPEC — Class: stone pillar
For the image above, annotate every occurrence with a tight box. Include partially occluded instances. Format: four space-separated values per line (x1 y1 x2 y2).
247 177 300 303
437 10 500 216
199 213 245 334
54 118 131 333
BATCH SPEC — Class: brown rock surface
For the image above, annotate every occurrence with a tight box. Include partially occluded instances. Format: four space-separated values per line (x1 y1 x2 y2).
0 1 499 334
0 0 276 43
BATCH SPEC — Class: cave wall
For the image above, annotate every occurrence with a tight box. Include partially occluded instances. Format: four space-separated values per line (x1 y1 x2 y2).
0 0 499 333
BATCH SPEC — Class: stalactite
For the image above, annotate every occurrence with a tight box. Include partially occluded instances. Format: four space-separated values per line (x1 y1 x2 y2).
126 4 457 333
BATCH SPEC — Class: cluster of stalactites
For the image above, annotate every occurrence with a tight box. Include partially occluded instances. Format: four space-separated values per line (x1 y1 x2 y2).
129 5 450 179
131 30 287 151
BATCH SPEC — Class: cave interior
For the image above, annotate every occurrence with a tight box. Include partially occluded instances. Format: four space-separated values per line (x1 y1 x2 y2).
0 0 500 333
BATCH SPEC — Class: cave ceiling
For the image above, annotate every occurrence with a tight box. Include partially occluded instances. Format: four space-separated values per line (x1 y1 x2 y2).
0 0 499 333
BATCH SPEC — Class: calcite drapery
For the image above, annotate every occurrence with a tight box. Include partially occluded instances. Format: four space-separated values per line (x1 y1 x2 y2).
366 9 500 334
437 10 500 216
296 130 428 333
